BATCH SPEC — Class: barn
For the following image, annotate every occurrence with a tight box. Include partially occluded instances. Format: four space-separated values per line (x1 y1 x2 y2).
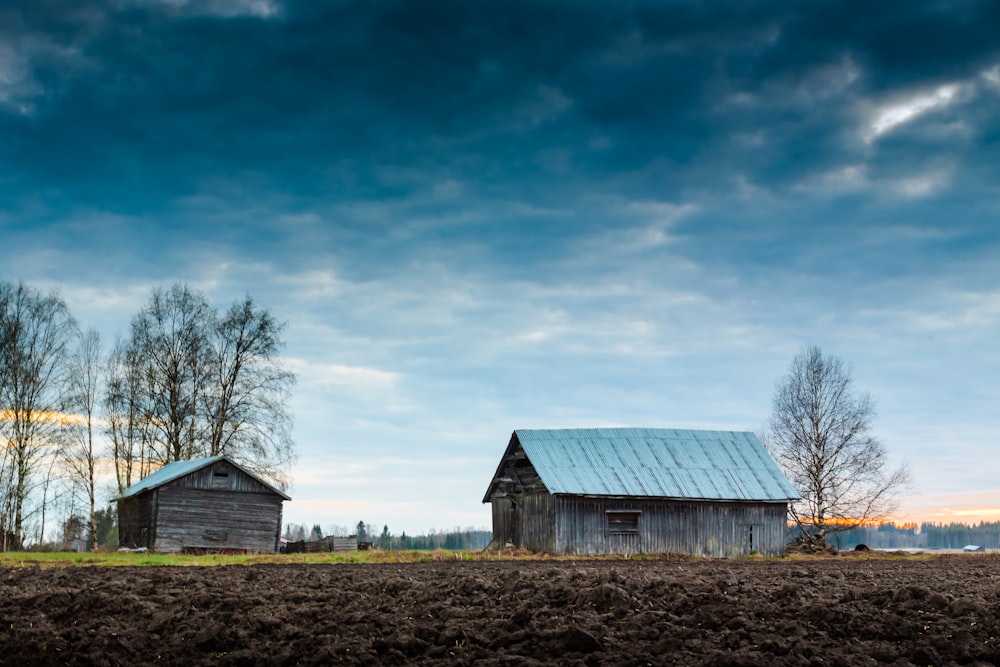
115 455 290 554
482 428 799 557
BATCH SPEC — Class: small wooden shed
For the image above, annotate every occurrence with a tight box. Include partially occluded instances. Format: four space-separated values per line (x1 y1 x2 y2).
116 455 290 553
483 428 799 558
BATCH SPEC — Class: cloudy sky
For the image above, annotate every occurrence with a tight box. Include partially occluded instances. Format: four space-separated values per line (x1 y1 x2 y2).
2 0 998 534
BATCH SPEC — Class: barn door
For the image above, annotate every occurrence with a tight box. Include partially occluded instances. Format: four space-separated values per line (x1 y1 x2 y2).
746 523 764 554
607 510 641 555
508 499 520 547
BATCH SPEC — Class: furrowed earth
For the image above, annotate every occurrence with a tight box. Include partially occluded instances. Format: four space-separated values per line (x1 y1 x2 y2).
2 555 999 666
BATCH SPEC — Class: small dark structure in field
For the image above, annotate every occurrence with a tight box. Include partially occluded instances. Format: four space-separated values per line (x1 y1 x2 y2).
116 455 290 553
483 428 799 557
285 535 360 554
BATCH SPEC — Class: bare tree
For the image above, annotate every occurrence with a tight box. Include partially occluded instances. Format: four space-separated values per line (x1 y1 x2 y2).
128 283 212 464
205 296 296 483
63 327 102 550
0 284 14 548
121 284 296 488
768 345 910 547
0 281 77 548
104 338 154 495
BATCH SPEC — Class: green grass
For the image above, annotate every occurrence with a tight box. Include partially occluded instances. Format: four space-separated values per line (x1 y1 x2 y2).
0 546 688 568
0 548 552 568
4 547 979 568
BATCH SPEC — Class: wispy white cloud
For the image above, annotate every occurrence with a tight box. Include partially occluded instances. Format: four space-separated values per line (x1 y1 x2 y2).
120 0 282 19
890 170 952 198
901 290 1000 332
805 53 862 97
861 63 1000 146
624 201 698 247
794 163 952 199
982 64 1000 89
0 43 38 114
275 269 349 301
289 359 398 390
563 198 698 257
0 35 87 115
795 164 869 194
867 83 961 141
857 224 965 245
717 53 861 116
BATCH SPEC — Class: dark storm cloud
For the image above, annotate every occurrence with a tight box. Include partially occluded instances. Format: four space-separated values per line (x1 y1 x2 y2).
2 0 997 221
771 0 1000 86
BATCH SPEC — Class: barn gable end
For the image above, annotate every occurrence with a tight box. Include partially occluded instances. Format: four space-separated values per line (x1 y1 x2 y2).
483 428 799 557
484 432 557 551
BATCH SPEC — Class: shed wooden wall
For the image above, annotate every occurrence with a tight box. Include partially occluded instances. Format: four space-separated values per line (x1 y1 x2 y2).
153 487 283 553
118 459 285 553
171 459 278 496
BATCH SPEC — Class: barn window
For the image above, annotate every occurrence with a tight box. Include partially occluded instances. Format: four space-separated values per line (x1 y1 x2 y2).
212 470 229 489
607 510 640 534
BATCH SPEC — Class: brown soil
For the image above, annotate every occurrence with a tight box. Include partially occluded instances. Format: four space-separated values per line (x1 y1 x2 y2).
2 555 999 666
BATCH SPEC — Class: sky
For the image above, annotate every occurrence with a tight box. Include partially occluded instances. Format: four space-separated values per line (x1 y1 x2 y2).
1 0 998 536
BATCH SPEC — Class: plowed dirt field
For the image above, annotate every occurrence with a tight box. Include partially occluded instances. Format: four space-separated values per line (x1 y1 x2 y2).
2 555 999 666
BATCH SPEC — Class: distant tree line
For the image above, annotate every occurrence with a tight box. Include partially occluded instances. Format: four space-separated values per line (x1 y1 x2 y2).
283 521 493 551
60 505 119 551
831 522 1000 550
1 279 296 551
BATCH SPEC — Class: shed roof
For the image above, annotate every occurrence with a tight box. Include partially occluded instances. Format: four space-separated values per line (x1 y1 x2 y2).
114 455 291 501
484 428 799 503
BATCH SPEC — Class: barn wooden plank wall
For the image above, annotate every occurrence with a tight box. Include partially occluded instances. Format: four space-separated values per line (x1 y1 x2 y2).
519 493 555 552
552 496 788 557
491 493 556 551
492 494 789 557
490 499 510 546
154 487 283 553
175 460 276 495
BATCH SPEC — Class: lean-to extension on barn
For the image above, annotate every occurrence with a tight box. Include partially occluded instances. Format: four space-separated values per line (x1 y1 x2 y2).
115 455 290 554
482 428 799 557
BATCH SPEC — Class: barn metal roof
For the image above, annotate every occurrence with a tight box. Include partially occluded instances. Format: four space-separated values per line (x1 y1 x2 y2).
503 428 798 502
114 455 291 500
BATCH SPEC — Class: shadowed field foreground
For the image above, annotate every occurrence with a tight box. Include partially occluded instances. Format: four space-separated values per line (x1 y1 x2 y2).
2 555 999 665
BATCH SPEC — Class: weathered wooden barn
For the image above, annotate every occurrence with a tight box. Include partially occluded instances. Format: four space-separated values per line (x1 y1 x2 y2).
482 428 799 557
116 455 290 553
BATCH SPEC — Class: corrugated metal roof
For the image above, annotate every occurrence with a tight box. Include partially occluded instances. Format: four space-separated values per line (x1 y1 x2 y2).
114 455 291 500
513 428 799 502
114 456 226 499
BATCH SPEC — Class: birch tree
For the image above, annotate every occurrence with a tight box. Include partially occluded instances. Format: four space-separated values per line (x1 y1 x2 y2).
118 284 296 489
128 283 212 464
768 345 910 547
63 327 102 550
0 281 77 548
204 296 295 483
104 338 153 495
